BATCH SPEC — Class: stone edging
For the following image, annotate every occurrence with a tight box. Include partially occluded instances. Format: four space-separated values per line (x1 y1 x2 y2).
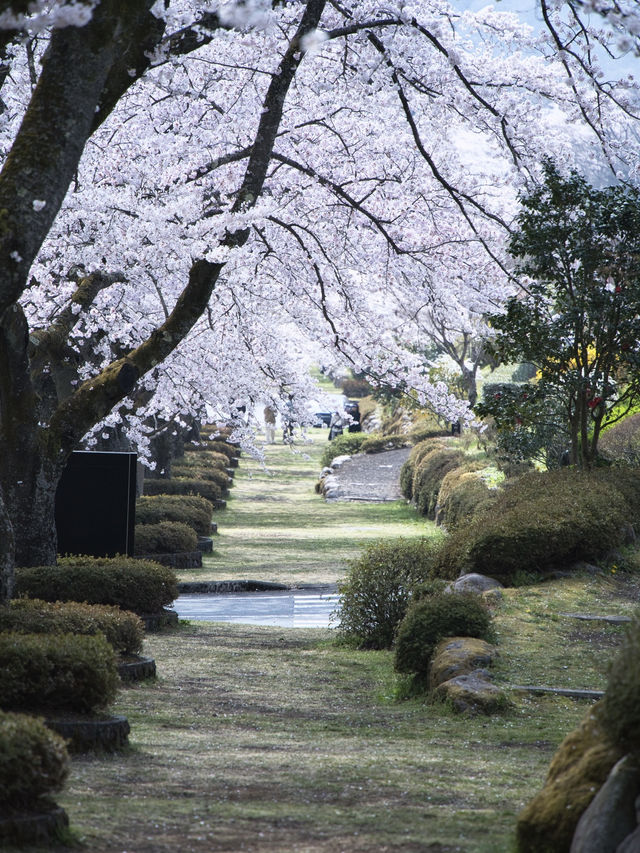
0 805 68 845
118 655 157 682
178 579 291 594
141 609 179 631
510 685 604 700
44 713 130 752
561 612 631 624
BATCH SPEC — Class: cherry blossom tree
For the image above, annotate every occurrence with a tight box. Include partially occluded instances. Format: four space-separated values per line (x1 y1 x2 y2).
0 0 638 600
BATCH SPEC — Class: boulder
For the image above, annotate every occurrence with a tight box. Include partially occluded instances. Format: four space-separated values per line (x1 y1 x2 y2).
448 573 503 595
433 670 508 715
516 701 625 853
429 636 499 690
570 755 640 853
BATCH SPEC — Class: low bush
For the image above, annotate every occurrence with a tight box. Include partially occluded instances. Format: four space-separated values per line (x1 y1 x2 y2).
436 465 498 529
320 432 368 468
135 521 197 555
340 376 374 398
412 447 465 518
394 593 492 679
360 434 409 454
0 632 118 713
434 468 632 583
336 538 439 649
601 613 640 752
15 556 178 615
0 711 69 812
136 494 214 536
0 599 143 655
186 439 238 460
142 477 222 504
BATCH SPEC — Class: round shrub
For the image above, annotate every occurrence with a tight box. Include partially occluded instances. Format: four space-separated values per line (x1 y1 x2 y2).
599 413 640 466
0 599 143 655
0 711 69 812
601 614 640 752
412 447 465 518
320 432 368 468
336 538 439 649
0 632 118 713
433 469 631 583
394 593 492 678
134 521 197 555
136 494 214 536
178 450 230 470
186 439 238 460
15 556 178 615
142 477 222 504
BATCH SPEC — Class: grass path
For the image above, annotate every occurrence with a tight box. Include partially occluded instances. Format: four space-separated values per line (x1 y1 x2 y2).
35 434 640 853
181 429 429 586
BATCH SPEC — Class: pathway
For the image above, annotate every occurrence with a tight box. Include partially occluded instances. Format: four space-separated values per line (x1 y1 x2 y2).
323 446 410 502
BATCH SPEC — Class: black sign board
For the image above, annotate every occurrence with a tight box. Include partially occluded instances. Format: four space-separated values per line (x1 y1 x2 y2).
55 451 137 557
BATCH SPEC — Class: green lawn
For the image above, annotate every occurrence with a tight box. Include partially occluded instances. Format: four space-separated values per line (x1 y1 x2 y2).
180 429 431 585
18 430 640 853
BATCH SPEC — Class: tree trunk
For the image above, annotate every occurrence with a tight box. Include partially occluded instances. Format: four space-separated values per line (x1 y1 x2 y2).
0 491 15 603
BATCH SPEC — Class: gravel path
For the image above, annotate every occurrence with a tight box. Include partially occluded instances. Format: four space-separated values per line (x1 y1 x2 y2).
324 447 410 502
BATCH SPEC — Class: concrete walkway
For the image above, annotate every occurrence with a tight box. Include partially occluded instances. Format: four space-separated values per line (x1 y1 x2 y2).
324 446 410 501
174 588 339 628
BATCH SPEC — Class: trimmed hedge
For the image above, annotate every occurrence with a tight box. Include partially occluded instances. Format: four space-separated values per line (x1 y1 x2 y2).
175 450 230 470
0 632 118 713
336 538 439 649
436 465 498 529
15 556 178 615
172 464 231 490
434 468 633 583
185 439 238 460
320 433 369 468
134 521 197 555
142 477 222 504
0 599 143 655
360 434 409 454
136 494 214 536
0 711 69 812
412 447 465 518
394 593 492 678
400 438 449 500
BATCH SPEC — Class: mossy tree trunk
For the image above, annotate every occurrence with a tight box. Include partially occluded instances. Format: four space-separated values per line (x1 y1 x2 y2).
0 0 326 599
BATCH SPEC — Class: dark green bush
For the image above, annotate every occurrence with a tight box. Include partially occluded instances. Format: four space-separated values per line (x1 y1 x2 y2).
134 521 197 555
0 711 69 812
320 432 368 468
15 556 178 615
340 376 374 398
136 494 213 536
0 599 143 655
394 593 492 677
601 614 640 752
0 632 118 713
336 538 439 649
434 468 631 583
412 447 465 518
360 434 409 454
142 477 221 504
186 439 238 460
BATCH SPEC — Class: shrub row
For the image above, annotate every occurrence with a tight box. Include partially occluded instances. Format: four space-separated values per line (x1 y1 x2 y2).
184 439 238 460
171 464 231 490
143 477 222 504
412 447 465 518
0 711 69 812
321 433 369 468
136 494 214 536
134 521 197 556
0 599 143 655
15 556 178 615
0 632 118 714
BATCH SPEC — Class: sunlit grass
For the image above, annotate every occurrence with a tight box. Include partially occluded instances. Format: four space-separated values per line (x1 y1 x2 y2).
180 429 432 585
